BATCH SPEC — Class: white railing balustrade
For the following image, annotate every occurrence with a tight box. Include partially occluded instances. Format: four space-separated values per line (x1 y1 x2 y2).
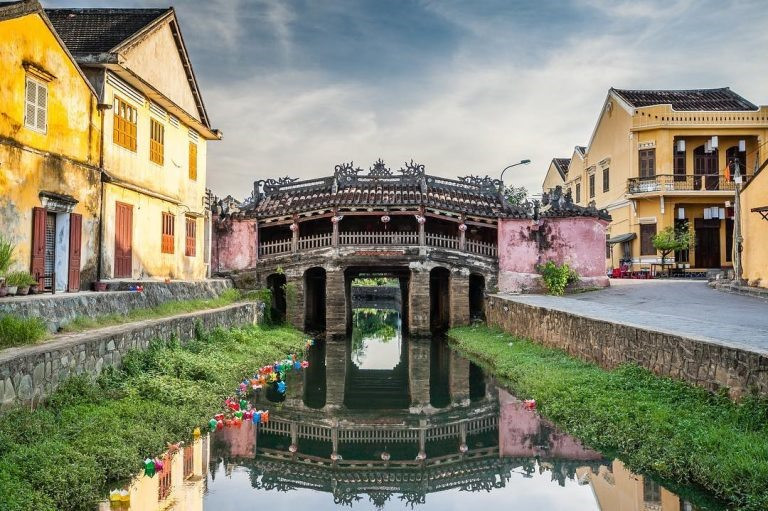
339 231 419 246
466 239 497 257
425 232 459 250
297 233 332 251
259 238 292 256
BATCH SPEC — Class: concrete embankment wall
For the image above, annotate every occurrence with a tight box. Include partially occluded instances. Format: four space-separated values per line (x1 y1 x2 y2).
486 294 768 397
0 302 261 409
0 279 232 332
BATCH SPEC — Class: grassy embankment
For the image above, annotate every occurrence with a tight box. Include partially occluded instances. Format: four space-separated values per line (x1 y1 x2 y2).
0 288 249 349
448 325 768 511
0 323 305 511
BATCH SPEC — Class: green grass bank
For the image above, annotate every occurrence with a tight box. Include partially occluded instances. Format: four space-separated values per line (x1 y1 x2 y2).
0 324 305 511
448 325 768 511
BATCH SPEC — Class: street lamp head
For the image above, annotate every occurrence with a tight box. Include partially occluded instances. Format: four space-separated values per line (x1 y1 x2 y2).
520 159 531 164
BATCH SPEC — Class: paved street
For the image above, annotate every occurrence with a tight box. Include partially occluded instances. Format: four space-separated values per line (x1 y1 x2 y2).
501 280 768 354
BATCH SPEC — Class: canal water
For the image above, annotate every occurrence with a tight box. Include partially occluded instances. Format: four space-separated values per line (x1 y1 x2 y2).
197 306 709 511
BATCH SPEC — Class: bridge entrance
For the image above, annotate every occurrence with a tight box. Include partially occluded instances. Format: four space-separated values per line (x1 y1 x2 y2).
305 267 326 332
429 267 451 332
265 272 286 323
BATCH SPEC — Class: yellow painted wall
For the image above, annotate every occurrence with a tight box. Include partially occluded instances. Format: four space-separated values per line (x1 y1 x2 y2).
741 169 768 287
0 11 101 285
579 460 683 511
542 161 565 193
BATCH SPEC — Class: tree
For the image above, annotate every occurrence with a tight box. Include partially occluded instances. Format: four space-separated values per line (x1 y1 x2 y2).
503 185 528 205
652 224 694 265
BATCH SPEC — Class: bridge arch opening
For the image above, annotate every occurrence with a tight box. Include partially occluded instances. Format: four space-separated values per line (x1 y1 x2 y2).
265 273 287 324
304 267 326 332
429 267 451 332
303 338 327 409
469 273 486 322
429 338 451 408
469 362 486 401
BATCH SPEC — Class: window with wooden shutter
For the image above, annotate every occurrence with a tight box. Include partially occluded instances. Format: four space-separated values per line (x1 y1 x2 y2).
113 96 137 151
588 174 595 198
24 76 47 133
161 212 175 254
639 149 656 178
189 142 197 180
575 182 581 203
149 119 164 164
185 216 196 257
602 168 610 192
640 223 657 256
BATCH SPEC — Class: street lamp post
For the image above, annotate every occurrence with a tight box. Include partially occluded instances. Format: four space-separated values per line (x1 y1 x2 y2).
499 159 532 186
732 157 744 284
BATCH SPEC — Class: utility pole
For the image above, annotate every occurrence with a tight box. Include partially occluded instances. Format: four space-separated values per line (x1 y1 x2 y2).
732 157 743 284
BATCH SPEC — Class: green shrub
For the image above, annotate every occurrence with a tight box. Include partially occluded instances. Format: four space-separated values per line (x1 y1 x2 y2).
0 235 16 278
537 261 579 295
0 315 48 349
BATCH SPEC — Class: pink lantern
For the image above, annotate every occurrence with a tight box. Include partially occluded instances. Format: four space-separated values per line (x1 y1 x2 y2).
415 215 426 225
289 223 298 232
381 215 390 224
458 223 467 232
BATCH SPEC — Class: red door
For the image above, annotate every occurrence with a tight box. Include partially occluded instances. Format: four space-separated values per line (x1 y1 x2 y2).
68 213 82 292
31 207 46 287
114 202 132 278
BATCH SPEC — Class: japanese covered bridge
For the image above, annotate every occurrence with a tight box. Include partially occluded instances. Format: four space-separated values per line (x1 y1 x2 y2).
211 159 609 336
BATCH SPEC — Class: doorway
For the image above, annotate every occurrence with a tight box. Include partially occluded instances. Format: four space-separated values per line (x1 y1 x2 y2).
265 273 287 324
694 218 721 268
304 267 326 332
114 202 133 278
429 267 450 332
469 274 485 321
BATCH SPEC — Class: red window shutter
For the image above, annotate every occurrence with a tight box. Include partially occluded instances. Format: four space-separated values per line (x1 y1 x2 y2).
68 213 82 292
31 207 46 286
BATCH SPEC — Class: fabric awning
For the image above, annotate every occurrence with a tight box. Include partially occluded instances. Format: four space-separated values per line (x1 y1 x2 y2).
607 233 636 244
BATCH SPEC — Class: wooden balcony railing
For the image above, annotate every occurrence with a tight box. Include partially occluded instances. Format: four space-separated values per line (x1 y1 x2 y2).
258 231 497 258
627 174 751 195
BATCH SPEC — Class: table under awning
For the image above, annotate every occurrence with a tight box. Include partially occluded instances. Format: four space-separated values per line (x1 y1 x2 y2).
607 233 636 244
751 206 768 221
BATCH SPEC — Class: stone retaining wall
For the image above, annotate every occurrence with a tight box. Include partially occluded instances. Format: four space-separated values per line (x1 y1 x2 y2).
485 294 768 397
0 302 260 409
0 279 232 332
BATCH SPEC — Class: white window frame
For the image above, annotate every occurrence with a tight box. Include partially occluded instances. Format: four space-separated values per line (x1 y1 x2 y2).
24 75 48 133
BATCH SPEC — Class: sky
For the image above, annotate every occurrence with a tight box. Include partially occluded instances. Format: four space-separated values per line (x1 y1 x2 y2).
47 0 768 199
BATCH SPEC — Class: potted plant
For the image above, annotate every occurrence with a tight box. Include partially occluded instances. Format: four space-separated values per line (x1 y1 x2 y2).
0 235 15 297
4 271 25 295
92 281 108 292
8 271 35 296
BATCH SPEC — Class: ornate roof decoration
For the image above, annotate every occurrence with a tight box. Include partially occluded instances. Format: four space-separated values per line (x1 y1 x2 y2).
540 185 611 221
399 159 425 178
458 174 502 193
261 176 299 194
368 158 392 177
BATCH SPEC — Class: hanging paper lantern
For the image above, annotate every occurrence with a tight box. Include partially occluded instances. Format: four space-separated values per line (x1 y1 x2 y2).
235 410 243 420
194 427 201 439
154 458 164 473
252 411 262 424
458 223 467 232
301 360 309 369
415 214 426 225
214 413 224 421
289 444 298 453
239 399 247 410
293 361 301 370
209 419 217 432
144 458 155 477
289 222 298 232
216 420 224 430
277 381 286 394
459 443 468 453
262 411 270 423
380 451 391 461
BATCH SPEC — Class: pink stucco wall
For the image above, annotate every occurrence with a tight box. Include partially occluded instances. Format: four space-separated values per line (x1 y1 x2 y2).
497 216 609 293
498 389 602 460
211 216 258 272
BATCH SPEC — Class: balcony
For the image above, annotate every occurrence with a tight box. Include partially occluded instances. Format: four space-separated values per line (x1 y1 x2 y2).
627 174 751 195
259 231 497 258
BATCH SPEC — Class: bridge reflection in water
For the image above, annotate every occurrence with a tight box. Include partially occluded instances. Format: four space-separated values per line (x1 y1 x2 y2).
198 306 705 511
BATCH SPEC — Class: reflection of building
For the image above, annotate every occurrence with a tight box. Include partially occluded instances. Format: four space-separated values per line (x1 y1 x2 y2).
98 435 208 511
578 460 700 511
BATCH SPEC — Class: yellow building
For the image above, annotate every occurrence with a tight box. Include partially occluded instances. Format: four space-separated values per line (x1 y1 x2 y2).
557 88 768 273
47 7 221 281
0 0 102 291
541 157 571 194
740 163 768 287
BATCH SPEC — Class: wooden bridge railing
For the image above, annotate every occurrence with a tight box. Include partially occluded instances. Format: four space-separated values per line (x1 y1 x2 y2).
259 232 496 258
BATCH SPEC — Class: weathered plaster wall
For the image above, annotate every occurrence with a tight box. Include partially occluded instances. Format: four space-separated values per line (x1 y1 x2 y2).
486 294 768 397
211 216 258 273
0 11 102 287
497 217 608 292
0 301 260 408
0 279 232 332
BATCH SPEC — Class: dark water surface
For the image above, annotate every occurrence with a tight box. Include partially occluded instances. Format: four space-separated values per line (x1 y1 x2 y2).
201 308 710 510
